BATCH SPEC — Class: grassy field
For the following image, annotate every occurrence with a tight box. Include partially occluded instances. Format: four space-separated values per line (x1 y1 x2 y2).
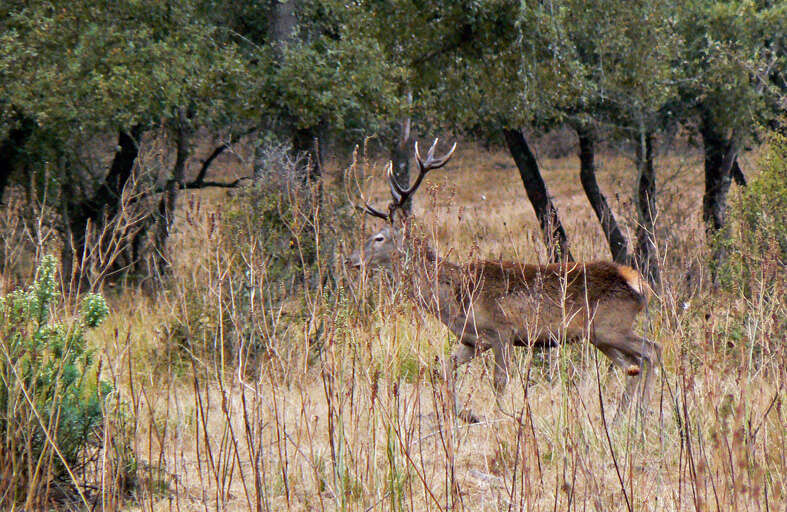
4 139 785 511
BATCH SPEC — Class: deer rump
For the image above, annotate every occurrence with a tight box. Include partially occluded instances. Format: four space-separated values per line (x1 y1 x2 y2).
424 259 648 352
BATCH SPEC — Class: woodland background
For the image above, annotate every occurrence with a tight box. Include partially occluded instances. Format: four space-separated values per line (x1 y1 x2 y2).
0 0 785 510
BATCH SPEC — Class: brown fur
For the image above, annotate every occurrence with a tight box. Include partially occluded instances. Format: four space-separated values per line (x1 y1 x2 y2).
413 256 647 353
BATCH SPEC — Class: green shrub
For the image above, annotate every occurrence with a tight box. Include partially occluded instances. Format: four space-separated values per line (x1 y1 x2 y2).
224 176 319 302
0 255 113 506
214 146 354 359
720 131 787 296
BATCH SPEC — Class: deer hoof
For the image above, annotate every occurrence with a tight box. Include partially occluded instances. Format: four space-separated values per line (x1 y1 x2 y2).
431 356 446 382
458 409 481 424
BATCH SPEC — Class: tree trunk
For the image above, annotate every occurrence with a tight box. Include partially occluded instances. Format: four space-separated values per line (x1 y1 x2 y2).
154 112 189 276
503 128 573 263
701 120 739 234
731 159 746 186
71 126 142 232
293 125 323 184
66 125 142 280
60 155 77 290
268 0 297 51
700 111 741 277
0 118 34 205
0 159 9 205
634 130 659 285
390 107 413 215
267 0 324 186
575 125 631 265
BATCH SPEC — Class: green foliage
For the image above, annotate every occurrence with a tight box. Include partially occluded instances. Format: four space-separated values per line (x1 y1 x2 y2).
0 255 114 504
0 0 253 133
380 0 521 130
676 0 780 135
0 0 257 267
720 131 787 295
268 30 396 136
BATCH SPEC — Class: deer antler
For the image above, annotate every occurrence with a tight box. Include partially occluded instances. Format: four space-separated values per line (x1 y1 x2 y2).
351 139 456 223
359 162 396 221
346 157 392 221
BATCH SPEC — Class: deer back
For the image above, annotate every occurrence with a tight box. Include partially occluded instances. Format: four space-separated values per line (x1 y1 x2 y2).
425 259 648 343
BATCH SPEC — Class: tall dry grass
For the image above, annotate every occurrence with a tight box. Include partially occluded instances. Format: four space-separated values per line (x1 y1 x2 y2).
2 138 784 511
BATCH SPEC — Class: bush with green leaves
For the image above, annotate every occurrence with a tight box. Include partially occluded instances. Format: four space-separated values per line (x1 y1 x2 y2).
720 130 787 296
0 255 112 505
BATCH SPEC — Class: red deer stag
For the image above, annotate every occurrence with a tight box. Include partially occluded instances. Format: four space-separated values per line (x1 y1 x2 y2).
347 139 660 423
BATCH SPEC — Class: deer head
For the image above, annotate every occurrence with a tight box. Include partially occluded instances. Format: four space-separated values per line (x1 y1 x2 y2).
345 224 402 270
347 139 456 271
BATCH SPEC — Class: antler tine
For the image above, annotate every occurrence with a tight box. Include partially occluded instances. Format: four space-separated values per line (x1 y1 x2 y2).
405 138 457 196
386 162 405 201
426 137 439 161
359 202 390 221
429 141 457 169
349 139 456 223
346 156 393 223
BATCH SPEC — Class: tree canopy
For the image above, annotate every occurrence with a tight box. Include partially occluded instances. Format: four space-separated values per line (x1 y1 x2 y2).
0 0 783 282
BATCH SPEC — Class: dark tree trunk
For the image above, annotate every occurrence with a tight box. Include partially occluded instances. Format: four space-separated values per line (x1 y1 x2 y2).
0 118 34 205
390 113 412 215
65 125 142 280
0 159 9 205
575 125 631 265
268 0 297 51
266 0 324 187
731 159 746 186
700 110 742 277
191 144 227 188
700 119 739 234
70 126 142 234
293 125 323 184
60 155 77 289
503 128 573 263
634 130 659 285
154 112 189 276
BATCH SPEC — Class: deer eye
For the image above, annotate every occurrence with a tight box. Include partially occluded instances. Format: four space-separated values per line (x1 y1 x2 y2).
374 235 384 242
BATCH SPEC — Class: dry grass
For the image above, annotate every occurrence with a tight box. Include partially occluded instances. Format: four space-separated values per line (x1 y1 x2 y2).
8 141 786 510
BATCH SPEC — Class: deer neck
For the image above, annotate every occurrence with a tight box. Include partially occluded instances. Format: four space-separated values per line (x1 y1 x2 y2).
394 233 458 315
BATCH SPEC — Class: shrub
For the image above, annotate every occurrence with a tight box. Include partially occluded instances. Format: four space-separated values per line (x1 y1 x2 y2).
720 131 787 296
0 255 114 507
166 142 357 373
225 143 358 347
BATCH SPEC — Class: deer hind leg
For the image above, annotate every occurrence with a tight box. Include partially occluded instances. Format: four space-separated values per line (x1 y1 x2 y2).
633 336 661 413
595 334 661 424
492 341 511 396
593 344 639 421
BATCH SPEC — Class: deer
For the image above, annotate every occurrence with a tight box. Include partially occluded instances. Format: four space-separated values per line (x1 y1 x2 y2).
346 139 661 424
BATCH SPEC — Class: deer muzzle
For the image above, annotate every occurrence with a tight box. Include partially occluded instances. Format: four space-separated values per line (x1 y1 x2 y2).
345 252 363 269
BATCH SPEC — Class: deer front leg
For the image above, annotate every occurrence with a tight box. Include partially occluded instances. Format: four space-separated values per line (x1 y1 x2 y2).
595 335 661 425
620 336 662 425
448 343 480 423
491 341 510 396
492 339 520 419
